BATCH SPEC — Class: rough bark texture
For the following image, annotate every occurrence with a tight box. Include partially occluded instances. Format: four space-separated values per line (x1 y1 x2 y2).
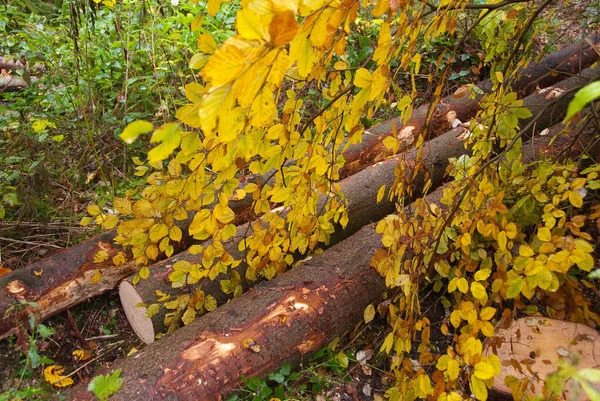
0 177 257 339
2 62 596 342
120 64 600 342
0 76 27 92
0 57 26 70
338 35 600 179
120 122 469 342
65 118 596 400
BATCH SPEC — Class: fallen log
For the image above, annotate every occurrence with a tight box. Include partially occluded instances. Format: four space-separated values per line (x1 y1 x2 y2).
119 65 600 343
119 121 468 343
3 63 595 342
64 119 596 401
0 57 26 70
0 76 28 92
338 35 600 179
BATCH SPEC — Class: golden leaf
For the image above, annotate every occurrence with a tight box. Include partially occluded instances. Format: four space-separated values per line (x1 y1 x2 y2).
44 365 74 387
198 33 217 54
73 349 92 361
91 270 102 283
94 250 109 263
363 304 376 323
269 10 298 46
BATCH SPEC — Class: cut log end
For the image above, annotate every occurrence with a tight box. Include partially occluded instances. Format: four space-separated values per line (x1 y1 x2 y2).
487 317 600 400
119 281 155 344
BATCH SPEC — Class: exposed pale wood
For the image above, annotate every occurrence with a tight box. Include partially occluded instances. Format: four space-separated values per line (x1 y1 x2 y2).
119 66 600 343
1 49 597 341
65 119 597 400
487 318 600 400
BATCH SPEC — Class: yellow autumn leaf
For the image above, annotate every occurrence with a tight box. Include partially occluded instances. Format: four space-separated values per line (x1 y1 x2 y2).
102 214 119 230
119 120 153 144
447 359 460 380
237 8 270 42
91 270 102 283
479 307 496 321
112 252 126 266
364 304 376 323
470 282 486 300
87 204 101 216
188 244 204 255
148 123 182 163
139 266 150 280
470 375 488 401
73 349 92 361
376 185 386 204
354 68 373 88
497 231 507 251
269 10 298 47
94 250 109 263
114 198 132 215
271 187 293 203
207 0 229 15
205 294 218 311
182 307 196 325
44 365 74 387
198 33 217 54
457 277 469 294
495 71 504 83
474 361 495 380
568 190 583 208
473 269 490 281
538 226 551 241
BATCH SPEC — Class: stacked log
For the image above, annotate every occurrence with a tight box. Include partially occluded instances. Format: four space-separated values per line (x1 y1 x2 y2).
65 116 598 400
118 65 600 343
0 43 597 340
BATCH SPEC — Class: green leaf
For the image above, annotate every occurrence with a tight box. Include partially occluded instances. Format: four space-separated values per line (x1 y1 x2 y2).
88 369 124 401
565 81 600 122
120 120 153 144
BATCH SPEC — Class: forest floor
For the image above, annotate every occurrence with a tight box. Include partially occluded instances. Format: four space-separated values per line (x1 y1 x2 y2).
1 1 598 399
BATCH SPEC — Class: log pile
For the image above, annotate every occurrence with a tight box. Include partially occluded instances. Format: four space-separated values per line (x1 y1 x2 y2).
1 42 597 340
118 63 600 343
65 118 599 400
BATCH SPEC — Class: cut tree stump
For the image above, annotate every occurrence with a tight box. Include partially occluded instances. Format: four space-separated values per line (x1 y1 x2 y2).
487 318 600 400
339 35 600 179
65 119 597 400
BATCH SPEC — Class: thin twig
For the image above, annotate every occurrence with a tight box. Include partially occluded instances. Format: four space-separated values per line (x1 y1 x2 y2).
53 340 125 384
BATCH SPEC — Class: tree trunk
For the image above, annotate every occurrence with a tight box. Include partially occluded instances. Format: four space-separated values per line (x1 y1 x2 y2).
3 64 596 341
338 35 600 179
119 65 600 343
64 118 595 401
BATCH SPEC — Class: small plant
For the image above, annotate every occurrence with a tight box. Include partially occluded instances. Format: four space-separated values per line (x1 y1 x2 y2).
87 369 124 401
227 346 355 401
0 301 54 400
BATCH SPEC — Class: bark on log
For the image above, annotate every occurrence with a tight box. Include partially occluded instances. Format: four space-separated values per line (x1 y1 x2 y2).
0 76 27 92
119 121 468 343
0 57 26 70
338 35 600 179
2 60 597 342
119 66 600 343
65 120 596 401
0 192 256 340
